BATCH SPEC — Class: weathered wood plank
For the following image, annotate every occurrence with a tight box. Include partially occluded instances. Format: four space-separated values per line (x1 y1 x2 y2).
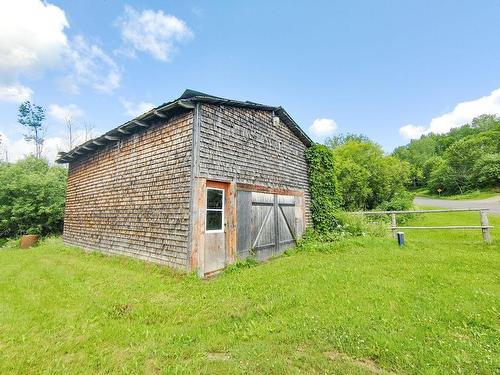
236 190 252 259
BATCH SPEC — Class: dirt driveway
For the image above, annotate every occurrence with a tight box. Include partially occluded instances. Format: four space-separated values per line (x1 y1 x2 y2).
414 196 500 215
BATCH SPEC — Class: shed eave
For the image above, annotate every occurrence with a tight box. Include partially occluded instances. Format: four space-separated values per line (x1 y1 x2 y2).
55 99 194 164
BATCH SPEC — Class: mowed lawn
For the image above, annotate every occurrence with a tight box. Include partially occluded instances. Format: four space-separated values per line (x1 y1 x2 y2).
0 211 498 374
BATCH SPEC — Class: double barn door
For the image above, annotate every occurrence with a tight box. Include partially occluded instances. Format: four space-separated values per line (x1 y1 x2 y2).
236 191 304 260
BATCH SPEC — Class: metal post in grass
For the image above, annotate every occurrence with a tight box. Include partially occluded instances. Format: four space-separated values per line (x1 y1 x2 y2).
397 232 405 247
391 213 397 238
479 210 491 244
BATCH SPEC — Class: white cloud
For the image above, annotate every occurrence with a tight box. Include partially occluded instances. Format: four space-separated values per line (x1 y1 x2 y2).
49 104 84 123
0 1 120 98
120 98 155 117
399 124 427 139
117 5 193 62
0 0 68 82
310 118 338 138
43 136 66 162
62 36 121 94
0 0 68 101
399 88 500 139
0 131 65 163
0 83 33 103
0 131 32 162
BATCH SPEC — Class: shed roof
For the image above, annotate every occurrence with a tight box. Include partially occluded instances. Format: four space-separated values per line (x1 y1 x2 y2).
56 89 312 163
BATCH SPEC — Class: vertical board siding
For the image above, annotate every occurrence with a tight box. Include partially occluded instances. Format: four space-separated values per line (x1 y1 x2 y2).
236 190 252 259
63 112 193 269
197 104 311 226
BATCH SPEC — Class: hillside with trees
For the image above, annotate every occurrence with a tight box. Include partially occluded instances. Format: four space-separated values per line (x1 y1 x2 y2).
393 115 500 195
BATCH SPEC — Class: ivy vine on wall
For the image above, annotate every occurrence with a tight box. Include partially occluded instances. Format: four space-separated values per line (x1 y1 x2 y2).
305 144 341 233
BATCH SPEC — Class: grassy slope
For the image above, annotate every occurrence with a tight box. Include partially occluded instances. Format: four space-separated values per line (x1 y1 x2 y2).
0 212 498 374
414 188 499 200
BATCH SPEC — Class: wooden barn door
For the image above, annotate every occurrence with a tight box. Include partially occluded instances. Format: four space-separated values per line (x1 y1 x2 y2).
237 190 303 260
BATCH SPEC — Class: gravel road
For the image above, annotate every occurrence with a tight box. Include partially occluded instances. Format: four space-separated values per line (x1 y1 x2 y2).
414 196 500 215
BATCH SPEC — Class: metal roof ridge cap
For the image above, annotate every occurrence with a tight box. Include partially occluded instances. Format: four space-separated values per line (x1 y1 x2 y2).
191 95 277 110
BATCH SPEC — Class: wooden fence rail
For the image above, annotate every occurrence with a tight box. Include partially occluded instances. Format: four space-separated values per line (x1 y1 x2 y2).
353 208 492 244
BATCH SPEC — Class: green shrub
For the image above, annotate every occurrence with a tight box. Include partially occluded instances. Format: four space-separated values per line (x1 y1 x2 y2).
334 157 371 210
374 190 415 224
0 157 67 238
0 238 20 249
296 212 388 248
375 190 414 212
333 211 388 237
331 138 411 210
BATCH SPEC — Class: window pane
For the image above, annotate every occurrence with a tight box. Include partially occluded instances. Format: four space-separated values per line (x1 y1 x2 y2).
206 210 223 231
207 189 223 209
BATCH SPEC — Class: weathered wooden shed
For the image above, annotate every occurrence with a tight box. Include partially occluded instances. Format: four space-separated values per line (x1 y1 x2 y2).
57 90 312 276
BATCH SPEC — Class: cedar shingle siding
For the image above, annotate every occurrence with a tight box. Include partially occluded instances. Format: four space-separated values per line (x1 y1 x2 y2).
198 104 311 225
60 90 312 274
63 113 193 268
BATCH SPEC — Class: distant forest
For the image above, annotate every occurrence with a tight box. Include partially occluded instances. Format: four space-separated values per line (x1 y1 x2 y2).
393 114 500 195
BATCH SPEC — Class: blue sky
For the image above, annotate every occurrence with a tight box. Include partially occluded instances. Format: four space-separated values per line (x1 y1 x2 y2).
1 0 499 161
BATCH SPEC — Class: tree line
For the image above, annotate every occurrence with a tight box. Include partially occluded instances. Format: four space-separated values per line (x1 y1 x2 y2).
393 114 500 195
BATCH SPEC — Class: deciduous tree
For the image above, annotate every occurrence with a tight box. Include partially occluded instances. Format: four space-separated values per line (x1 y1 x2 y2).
18 101 46 159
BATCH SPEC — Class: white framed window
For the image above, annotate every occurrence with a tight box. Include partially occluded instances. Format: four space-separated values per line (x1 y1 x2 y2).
206 187 224 232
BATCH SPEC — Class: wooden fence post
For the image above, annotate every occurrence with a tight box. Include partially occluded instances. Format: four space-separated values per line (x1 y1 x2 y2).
353 208 493 244
479 210 491 244
391 213 397 239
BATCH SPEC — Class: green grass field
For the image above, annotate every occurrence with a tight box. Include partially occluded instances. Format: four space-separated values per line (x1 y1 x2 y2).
0 211 499 374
